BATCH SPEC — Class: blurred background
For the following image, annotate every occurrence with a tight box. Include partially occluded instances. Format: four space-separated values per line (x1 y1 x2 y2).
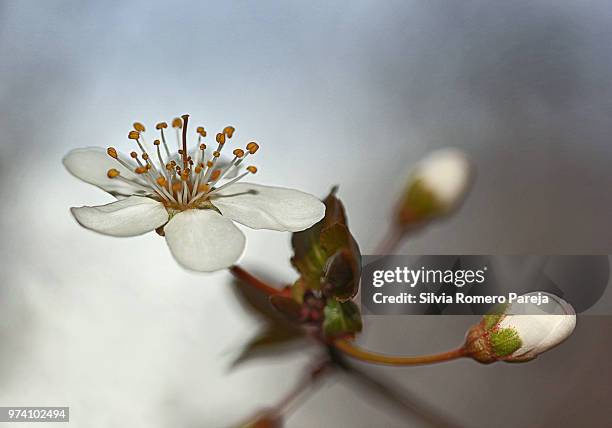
1 0 612 426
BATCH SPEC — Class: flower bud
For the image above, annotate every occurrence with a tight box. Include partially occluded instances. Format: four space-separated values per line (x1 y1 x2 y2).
396 148 472 226
464 292 576 364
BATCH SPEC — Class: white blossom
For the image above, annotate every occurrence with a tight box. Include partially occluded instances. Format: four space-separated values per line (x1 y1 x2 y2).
64 116 325 272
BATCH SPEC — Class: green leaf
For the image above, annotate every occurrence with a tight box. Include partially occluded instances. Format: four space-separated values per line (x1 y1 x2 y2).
320 223 351 255
291 188 360 295
291 188 347 279
323 248 361 301
323 299 363 338
320 223 362 300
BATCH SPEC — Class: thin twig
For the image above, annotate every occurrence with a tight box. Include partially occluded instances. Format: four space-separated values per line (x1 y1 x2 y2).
327 346 465 428
374 225 405 255
334 339 466 366
229 265 281 296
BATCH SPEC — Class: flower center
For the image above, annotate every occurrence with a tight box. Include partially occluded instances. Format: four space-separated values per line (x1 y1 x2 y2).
105 114 259 210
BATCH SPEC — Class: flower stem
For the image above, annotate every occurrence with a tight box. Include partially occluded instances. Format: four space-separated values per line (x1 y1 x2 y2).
238 360 330 426
374 225 411 255
273 360 329 415
334 339 466 366
228 266 466 367
229 265 280 296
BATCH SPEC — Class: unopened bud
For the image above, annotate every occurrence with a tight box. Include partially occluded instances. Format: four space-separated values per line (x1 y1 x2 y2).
396 148 472 226
464 292 576 364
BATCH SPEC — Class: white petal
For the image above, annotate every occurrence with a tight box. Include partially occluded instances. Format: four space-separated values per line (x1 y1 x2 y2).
63 147 150 197
164 209 246 272
71 196 168 237
414 148 472 209
211 183 325 232
499 292 576 358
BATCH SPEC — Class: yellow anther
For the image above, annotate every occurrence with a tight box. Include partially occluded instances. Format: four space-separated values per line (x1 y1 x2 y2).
247 165 258 174
206 160 213 167
213 151 221 158
133 122 146 132
246 142 259 154
199 143 206 150
195 165 203 174
232 148 245 158
107 168 120 178
130 151 138 159
156 122 168 130
223 126 235 138
128 130 140 140
146 164 151 170
166 163 174 171
156 176 167 187
172 182 182 193
107 147 118 159
170 160 177 167
153 139 161 146
215 133 226 144
181 170 189 181
197 183 210 193
210 169 221 181
135 166 148 174
142 153 150 160
172 117 183 128
196 126 207 137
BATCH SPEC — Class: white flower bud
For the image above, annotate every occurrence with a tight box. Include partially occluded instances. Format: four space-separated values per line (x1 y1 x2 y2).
465 292 576 363
396 148 473 226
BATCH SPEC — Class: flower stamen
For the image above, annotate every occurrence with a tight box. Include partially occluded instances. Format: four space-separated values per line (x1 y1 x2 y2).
206 165 257 197
156 122 171 158
103 115 260 209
